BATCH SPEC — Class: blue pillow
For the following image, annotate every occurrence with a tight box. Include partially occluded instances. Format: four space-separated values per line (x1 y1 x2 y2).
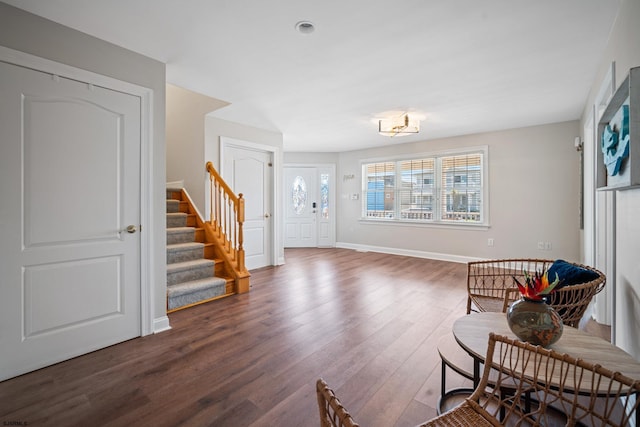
547 259 599 289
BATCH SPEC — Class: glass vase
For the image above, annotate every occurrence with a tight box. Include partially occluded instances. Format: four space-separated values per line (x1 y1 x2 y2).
507 297 563 347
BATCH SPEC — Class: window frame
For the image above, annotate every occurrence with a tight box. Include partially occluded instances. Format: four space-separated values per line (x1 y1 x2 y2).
360 146 489 228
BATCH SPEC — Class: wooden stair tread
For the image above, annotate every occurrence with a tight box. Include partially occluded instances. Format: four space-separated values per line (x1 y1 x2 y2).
165 186 247 312
167 242 205 250
167 226 195 233
166 212 188 217
167 276 227 297
166 259 214 273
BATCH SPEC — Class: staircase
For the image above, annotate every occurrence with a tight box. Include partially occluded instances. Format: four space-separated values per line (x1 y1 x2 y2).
166 188 230 312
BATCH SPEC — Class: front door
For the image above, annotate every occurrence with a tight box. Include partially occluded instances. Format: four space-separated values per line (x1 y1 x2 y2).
222 145 273 270
284 167 318 247
0 60 141 381
284 166 335 248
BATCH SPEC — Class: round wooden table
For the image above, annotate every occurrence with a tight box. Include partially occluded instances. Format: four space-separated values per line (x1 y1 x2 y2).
453 312 640 394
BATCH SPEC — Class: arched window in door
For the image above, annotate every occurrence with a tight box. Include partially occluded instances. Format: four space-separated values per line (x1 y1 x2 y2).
292 175 307 215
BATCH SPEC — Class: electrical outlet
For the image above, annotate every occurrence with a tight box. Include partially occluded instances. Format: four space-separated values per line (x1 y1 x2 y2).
537 241 545 250
487 238 494 247
545 242 552 251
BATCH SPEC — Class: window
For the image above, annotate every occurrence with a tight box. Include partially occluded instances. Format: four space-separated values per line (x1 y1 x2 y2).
320 173 329 219
362 149 487 225
291 175 307 215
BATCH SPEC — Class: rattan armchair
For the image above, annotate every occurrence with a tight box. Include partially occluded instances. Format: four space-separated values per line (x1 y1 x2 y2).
466 258 606 327
317 334 640 427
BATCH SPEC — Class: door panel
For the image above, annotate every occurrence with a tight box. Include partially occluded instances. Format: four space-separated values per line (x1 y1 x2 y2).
24 257 121 337
223 146 272 270
24 96 121 246
0 61 141 381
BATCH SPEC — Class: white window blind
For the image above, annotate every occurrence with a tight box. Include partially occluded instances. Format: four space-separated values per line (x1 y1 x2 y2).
440 153 483 223
362 149 486 225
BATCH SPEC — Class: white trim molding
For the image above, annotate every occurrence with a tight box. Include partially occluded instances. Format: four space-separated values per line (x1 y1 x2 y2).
219 136 284 267
335 241 481 264
153 316 172 333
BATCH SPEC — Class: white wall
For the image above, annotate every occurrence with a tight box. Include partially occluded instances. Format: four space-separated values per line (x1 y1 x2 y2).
166 84 229 211
581 0 640 357
205 117 284 172
0 2 168 323
284 152 340 164
336 121 582 262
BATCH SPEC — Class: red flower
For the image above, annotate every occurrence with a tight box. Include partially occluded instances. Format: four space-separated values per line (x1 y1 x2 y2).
513 269 560 301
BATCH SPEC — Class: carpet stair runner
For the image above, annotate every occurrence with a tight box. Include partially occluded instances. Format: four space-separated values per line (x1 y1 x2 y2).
166 189 227 311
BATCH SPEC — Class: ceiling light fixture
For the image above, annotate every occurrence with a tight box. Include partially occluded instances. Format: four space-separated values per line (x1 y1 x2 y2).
378 113 420 137
295 21 315 34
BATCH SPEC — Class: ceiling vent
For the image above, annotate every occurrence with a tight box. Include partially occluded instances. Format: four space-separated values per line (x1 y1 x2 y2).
295 21 315 34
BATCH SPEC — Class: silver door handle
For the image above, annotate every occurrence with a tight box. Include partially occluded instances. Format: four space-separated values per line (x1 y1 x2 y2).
125 225 137 233
264 213 271 218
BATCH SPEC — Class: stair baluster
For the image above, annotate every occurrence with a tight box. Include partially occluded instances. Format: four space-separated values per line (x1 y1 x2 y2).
205 161 248 279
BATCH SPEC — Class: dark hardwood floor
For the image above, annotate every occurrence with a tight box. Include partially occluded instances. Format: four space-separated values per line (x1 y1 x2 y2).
0 249 606 426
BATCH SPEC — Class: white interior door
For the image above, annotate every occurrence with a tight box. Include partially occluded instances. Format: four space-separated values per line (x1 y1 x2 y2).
223 146 272 270
284 167 318 247
0 61 141 381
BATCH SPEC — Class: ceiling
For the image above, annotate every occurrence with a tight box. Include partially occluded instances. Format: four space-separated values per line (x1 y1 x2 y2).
5 0 621 152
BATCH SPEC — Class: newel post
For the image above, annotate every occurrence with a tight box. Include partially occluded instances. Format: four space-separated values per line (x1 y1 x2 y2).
237 194 245 271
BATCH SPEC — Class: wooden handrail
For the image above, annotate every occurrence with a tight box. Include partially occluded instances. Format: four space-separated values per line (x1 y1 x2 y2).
206 161 240 206
206 161 246 273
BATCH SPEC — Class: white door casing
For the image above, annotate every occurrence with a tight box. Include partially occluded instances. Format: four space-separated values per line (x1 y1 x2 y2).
591 63 616 328
222 144 273 270
0 54 145 380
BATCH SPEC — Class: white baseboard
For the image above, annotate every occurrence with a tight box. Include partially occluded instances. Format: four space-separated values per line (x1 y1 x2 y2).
335 242 482 264
153 315 171 333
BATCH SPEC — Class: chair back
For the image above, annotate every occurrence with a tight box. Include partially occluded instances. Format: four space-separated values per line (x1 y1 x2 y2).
467 259 605 327
316 378 360 427
546 263 606 327
469 333 640 427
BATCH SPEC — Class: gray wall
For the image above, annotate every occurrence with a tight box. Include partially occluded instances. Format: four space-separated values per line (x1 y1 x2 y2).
0 2 167 323
166 84 229 211
205 116 284 177
335 121 581 262
284 152 340 165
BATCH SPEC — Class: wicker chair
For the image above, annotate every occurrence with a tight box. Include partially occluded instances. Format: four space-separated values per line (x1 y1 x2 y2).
317 334 640 427
466 258 606 327
419 333 640 426
316 378 360 427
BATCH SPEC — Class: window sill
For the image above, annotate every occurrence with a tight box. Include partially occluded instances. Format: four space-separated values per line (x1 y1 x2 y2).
358 218 490 231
